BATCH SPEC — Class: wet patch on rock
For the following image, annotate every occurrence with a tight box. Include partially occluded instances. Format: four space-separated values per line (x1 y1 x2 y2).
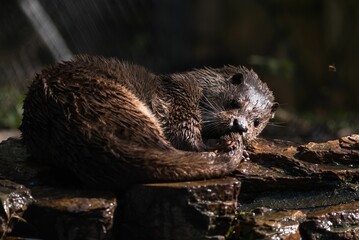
227 208 305 240
300 201 359 239
0 180 34 237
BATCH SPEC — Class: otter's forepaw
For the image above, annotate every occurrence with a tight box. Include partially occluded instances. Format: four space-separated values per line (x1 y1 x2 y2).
215 140 238 152
214 133 242 153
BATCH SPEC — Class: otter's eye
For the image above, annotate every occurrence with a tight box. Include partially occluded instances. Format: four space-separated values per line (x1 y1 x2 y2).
229 99 240 109
254 118 260 127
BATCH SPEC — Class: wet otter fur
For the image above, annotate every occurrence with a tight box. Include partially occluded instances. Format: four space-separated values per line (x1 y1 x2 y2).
20 55 277 190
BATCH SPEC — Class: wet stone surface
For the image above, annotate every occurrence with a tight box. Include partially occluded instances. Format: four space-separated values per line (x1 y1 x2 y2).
115 178 240 240
230 134 359 239
300 201 359 240
11 188 117 240
0 180 34 236
227 208 305 240
0 134 359 239
297 134 359 165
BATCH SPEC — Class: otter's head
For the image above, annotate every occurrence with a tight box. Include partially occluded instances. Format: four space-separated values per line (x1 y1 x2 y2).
200 66 278 142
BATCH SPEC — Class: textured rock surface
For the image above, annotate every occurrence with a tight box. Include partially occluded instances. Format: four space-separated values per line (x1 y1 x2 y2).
11 188 117 240
0 180 34 236
0 134 359 239
228 134 359 240
115 178 240 240
300 201 359 240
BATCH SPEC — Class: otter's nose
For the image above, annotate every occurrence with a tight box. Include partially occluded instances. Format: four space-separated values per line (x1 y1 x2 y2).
232 119 248 134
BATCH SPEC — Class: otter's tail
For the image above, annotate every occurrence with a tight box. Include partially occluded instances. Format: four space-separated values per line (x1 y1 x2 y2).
69 135 243 190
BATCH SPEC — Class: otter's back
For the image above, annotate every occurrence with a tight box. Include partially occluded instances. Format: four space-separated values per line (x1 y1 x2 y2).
20 56 167 169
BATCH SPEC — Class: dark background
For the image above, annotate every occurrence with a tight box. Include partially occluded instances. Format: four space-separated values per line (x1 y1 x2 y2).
0 0 358 141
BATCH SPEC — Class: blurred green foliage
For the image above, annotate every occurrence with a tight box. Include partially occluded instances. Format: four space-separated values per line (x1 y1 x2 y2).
248 55 295 80
0 87 24 129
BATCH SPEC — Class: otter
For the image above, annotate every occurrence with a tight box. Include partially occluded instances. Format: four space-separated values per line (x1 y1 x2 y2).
20 55 277 190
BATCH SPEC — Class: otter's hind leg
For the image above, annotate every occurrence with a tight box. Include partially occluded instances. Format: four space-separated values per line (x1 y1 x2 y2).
69 78 172 151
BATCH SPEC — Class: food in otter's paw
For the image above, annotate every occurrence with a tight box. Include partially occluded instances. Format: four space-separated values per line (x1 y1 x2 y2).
20 55 276 190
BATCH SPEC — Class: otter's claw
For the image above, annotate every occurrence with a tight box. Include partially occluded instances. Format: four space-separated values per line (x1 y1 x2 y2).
242 148 250 161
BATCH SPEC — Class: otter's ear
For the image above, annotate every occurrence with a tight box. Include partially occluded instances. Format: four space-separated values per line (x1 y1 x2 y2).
230 73 243 85
271 102 279 112
271 102 279 118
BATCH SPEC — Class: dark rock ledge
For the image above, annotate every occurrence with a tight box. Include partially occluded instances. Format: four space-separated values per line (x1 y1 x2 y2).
0 134 358 240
